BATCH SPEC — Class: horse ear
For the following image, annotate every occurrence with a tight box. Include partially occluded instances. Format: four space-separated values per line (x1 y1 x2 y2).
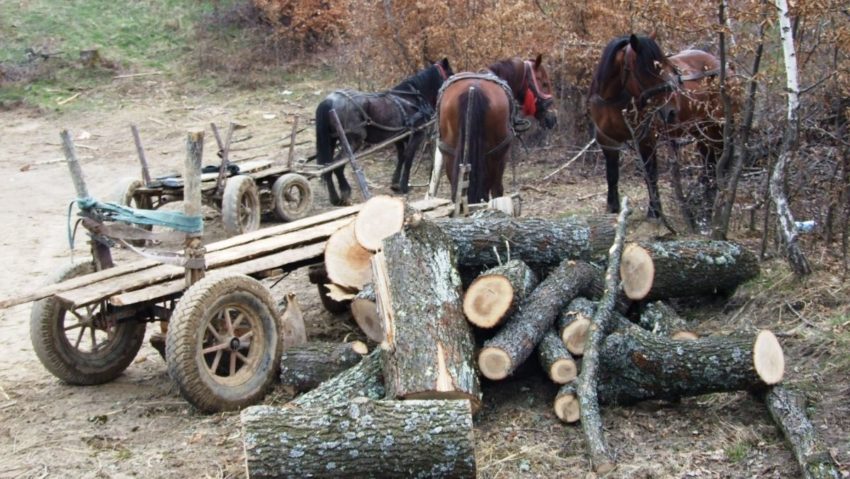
441 57 450 69
534 54 543 68
629 34 641 53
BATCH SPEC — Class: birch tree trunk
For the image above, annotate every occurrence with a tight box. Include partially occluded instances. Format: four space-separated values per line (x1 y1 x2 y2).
770 0 812 276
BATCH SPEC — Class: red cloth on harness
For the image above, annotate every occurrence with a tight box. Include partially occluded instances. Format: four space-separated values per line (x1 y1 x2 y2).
522 88 537 117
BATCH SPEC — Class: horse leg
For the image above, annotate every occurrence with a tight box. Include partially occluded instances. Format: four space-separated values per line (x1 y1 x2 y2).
603 147 621 213
398 134 425 194
639 142 663 219
491 150 507 199
390 141 406 192
322 137 343 207
334 165 352 206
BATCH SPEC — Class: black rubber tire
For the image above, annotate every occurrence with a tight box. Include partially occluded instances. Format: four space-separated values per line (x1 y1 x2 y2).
272 173 313 222
222 175 261 236
165 273 282 413
30 262 147 385
110 177 153 246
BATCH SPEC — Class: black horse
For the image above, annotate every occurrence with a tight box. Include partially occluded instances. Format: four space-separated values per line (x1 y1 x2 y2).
314 58 453 206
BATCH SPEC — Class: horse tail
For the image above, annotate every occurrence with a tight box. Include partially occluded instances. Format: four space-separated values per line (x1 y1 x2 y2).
315 98 334 167
455 85 488 204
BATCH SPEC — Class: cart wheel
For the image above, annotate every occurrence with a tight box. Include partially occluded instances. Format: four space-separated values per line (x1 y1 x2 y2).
111 177 153 246
165 273 282 412
272 173 313 222
30 262 147 385
222 175 261 236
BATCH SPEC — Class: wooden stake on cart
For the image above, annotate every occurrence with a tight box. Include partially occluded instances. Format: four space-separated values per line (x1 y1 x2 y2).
60 129 114 270
130 124 152 186
211 122 236 197
453 86 476 217
286 115 299 169
184 129 206 287
329 109 371 200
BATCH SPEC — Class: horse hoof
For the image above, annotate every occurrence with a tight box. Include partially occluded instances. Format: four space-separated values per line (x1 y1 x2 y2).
390 184 401 193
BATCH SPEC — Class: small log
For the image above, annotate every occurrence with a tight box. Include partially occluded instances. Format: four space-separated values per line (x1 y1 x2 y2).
279 341 368 393
598 327 785 405
463 259 539 329
638 301 698 340
289 349 384 409
350 283 383 342
554 381 580 423
242 398 476 479
763 386 842 479
376 219 481 410
324 220 373 289
620 240 759 301
537 327 577 384
557 297 596 356
306 263 351 314
434 215 615 267
353 195 422 251
478 260 597 380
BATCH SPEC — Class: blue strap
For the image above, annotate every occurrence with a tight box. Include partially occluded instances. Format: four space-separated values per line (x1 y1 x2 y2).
76 197 203 234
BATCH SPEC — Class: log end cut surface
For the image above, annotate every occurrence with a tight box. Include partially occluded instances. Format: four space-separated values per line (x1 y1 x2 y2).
550 359 578 384
562 317 590 356
351 299 384 342
554 393 580 423
325 221 373 289
354 195 407 251
478 347 511 380
620 243 654 300
754 330 785 385
463 275 514 328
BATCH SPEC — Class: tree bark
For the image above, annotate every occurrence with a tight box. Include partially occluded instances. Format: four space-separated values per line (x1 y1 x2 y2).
537 327 577 384
463 259 539 329
289 349 384 410
598 326 785 405
638 301 698 340
434 215 615 268
376 219 481 410
620 240 759 301
763 386 842 479
478 260 597 380
242 398 476 479
350 283 383 342
280 341 368 393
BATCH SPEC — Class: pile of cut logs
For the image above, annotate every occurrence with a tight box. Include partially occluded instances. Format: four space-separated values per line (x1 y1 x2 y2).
241 196 840 479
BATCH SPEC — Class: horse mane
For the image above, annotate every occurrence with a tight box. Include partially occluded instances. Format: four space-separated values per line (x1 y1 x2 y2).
590 34 668 96
487 58 524 98
590 36 630 96
628 35 668 86
393 64 444 105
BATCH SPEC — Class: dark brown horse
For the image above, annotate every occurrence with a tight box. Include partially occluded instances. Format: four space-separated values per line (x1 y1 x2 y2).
589 34 732 219
315 58 453 206
439 55 557 204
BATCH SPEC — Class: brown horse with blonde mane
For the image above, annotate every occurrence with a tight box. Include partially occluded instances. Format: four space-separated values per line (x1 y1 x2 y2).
589 33 734 220
439 55 557 204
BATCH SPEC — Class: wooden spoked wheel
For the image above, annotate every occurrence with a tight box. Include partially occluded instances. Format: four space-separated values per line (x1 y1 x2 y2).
222 175 261 236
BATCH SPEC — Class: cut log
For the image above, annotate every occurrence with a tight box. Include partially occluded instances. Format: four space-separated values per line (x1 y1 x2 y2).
558 297 596 356
324 220 373 289
620 240 759 301
478 260 597 380
279 341 368 393
638 301 698 340
537 327 577 384
598 327 785 405
463 259 539 329
350 283 383 342
554 381 580 423
434 215 615 267
242 398 476 479
289 349 384 409
376 219 481 410
763 386 842 479
306 263 350 314
353 195 422 251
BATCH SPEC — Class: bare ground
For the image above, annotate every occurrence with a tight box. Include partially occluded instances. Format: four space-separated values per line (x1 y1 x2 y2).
0 78 847 479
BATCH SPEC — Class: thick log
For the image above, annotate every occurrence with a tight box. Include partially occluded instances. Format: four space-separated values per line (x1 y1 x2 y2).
434 215 615 267
478 260 597 380
324 220 373 289
537 327 577 384
557 297 596 356
279 341 368 393
620 240 759 301
350 283 383 342
598 327 785 405
289 349 384 410
763 386 841 479
353 195 422 251
376 220 481 410
577 197 630 474
463 259 539 329
554 381 580 423
242 398 476 479
638 301 698 340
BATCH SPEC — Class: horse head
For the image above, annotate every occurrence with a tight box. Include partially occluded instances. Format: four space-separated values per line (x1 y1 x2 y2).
525 54 557 129
622 34 680 124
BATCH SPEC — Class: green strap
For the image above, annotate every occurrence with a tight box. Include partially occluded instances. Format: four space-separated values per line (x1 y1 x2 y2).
76 197 203 234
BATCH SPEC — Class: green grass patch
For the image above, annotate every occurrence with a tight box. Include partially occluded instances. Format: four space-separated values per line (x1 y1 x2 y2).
724 440 751 463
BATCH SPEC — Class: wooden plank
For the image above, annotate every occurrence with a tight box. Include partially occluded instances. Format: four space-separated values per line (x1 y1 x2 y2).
112 242 326 306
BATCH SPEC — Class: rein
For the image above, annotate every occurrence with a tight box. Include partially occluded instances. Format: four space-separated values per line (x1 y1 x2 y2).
521 60 553 117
